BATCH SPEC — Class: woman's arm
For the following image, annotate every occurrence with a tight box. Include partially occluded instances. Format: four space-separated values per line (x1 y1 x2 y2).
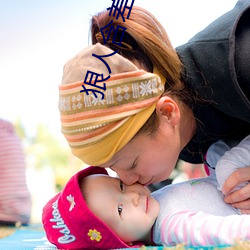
215 135 250 192
215 135 250 213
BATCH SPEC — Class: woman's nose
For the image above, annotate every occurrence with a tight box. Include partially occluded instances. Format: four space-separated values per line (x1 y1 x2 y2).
112 168 139 185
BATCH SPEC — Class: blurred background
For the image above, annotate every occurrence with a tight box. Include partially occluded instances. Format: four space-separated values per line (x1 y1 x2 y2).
0 0 238 223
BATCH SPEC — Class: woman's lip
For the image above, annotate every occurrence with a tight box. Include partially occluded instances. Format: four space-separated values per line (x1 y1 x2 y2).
143 177 154 186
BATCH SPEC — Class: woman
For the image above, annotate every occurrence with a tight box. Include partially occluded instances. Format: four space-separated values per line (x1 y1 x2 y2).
59 0 250 211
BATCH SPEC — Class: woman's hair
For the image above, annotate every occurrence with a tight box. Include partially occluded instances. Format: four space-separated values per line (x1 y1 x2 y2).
90 6 193 135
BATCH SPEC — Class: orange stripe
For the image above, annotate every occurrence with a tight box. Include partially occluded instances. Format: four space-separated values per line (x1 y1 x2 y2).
60 96 159 123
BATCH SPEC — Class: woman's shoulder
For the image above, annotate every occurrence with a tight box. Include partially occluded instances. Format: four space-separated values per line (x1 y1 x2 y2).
176 0 250 123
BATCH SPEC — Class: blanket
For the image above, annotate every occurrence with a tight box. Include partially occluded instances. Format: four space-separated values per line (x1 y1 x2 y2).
0 225 248 250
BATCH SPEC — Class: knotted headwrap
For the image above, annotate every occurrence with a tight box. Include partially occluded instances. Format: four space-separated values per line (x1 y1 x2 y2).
59 43 165 165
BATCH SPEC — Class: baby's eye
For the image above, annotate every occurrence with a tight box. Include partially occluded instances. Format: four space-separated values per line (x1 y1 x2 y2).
118 204 123 216
120 180 124 191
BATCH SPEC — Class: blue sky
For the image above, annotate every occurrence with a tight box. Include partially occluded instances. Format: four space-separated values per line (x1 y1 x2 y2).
0 0 238 139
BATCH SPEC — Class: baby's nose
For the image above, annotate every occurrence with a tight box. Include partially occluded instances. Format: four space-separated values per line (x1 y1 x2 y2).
126 191 140 206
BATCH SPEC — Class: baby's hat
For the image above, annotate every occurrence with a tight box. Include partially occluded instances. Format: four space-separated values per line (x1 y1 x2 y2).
42 166 139 249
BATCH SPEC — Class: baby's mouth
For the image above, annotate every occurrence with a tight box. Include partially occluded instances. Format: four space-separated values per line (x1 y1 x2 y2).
146 196 149 213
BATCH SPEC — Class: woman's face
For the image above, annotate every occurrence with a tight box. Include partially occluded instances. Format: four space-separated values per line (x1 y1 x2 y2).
100 118 182 186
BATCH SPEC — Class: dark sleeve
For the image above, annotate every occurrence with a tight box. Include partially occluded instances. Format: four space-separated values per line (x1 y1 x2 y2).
176 0 250 164
235 7 250 99
176 0 250 123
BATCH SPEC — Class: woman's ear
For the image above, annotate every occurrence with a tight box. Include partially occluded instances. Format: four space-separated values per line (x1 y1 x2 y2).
156 96 180 126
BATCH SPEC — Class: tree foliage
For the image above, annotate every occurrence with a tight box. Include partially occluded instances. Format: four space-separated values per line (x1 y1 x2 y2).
14 120 85 191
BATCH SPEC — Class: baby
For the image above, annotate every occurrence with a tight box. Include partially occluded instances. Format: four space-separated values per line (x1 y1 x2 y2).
42 135 250 249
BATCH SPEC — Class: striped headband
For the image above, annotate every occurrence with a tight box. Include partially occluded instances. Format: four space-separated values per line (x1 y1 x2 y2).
59 43 165 165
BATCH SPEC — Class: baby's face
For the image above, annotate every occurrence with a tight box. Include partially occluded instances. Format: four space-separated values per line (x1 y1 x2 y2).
84 175 160 244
